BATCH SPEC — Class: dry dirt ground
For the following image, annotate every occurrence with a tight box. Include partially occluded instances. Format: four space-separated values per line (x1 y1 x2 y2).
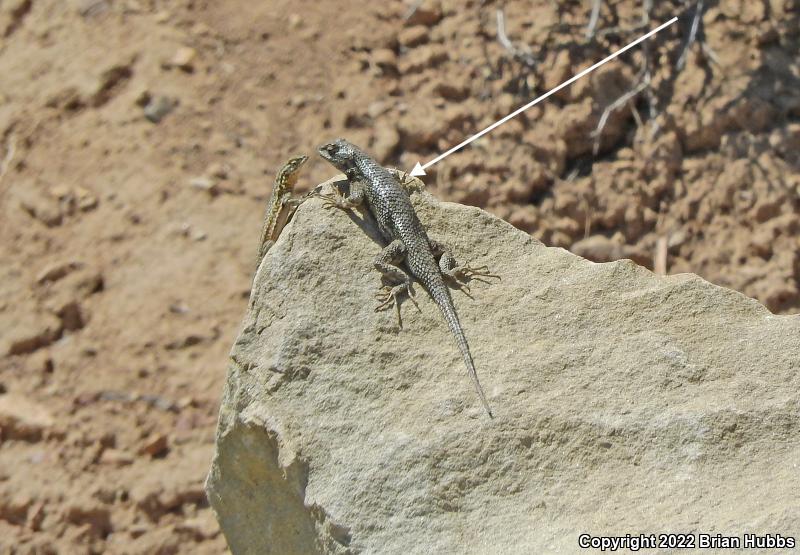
0 0 798 553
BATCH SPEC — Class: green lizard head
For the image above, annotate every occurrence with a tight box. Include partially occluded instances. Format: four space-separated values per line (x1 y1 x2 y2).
278 155 308 187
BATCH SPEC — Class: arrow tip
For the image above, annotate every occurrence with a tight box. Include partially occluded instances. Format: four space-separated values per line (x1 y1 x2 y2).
409 162 426 177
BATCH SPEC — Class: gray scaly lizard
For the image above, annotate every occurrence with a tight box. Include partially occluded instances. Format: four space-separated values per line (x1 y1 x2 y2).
316 138 497 418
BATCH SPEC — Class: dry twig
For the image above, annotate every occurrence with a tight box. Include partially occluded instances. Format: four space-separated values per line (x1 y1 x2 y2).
676 0 720 69
593 74 651 155
496 8 537 68
494 8 539 97
591 0 662 154
585 0 602 39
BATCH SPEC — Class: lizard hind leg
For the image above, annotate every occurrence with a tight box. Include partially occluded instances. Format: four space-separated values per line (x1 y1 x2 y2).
386 168 425 195
373 239 420 328
428 239 501 294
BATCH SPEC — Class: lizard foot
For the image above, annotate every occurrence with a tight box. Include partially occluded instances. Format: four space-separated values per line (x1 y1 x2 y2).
374 283 420 329
310 191 354 211
444 263 501 292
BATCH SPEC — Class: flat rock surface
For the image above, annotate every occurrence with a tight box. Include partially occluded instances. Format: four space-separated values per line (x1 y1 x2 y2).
207 180 800 554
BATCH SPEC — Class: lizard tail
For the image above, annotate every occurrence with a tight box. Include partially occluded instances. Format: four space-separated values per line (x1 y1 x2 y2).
430 284 494 418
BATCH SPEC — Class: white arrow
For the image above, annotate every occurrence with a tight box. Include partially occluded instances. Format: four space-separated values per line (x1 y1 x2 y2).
409 16 678 177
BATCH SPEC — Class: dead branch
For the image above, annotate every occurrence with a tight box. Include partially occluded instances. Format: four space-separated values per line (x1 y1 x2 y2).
592 75 650 155
585 0 602 39
590 0 667 154
494 8 540 97
676 0 702 69
676 0 721 70
496 8 537 69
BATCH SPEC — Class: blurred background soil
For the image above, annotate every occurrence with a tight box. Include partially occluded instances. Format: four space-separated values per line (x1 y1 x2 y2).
0 0 797 552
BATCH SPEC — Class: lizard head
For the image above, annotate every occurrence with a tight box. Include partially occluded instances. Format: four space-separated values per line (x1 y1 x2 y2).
276 154 308 188
317 138 358 173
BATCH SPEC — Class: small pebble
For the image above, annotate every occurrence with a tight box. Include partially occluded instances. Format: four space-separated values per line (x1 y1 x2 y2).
170 47 197 72
138 433 168 457
143 96 176 123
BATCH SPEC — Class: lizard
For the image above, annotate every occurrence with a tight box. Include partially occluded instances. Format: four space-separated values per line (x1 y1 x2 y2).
316 138 497 418
255 154 309 269
249 154 308 312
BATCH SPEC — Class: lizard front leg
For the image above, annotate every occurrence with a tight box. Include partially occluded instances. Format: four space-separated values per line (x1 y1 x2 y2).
373 239 420 328
428 238 500 294
314 173 367 211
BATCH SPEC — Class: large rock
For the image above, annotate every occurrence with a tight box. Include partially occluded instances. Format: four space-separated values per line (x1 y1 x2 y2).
206 177 800 554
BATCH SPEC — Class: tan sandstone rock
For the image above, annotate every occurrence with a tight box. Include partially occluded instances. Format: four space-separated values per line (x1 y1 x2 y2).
206 177 800 554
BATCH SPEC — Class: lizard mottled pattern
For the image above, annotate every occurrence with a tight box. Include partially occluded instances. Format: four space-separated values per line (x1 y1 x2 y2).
317 138 495 417
256 154 308 269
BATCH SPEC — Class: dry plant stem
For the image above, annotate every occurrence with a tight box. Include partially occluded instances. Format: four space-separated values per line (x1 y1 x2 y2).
402 0 424 22
630 102 644 128
591 1 661 155
593 75 650 155
597 22 648 38
582 195 592 238
639 0 659 132
496 8 536 68
585 0 602 39
677 1 721 69
677 0 703 70
654 236 668 275
496 8 514 52
0 133 16 185
700 41 721 67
